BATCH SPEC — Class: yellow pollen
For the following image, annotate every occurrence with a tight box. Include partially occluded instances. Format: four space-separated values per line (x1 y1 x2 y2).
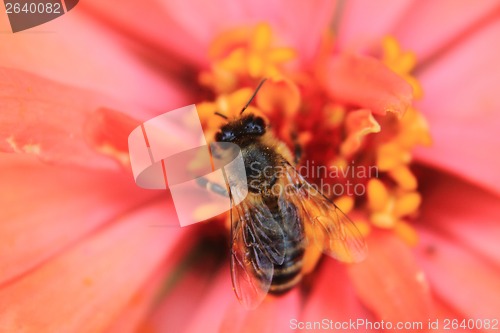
6 136 42 156
22 143 41 155
96 144 130 167
325 104 346 127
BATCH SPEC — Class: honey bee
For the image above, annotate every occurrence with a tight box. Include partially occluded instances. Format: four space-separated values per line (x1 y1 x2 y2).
211 79 367 309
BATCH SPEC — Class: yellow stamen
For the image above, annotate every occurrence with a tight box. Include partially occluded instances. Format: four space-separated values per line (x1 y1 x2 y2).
382 36 423 99
334 195 355 214
376 142 412 171
200 23 296 90
325 104 346 127
389 165 418 191
268 48 297 63
251 23 272 51
367 178 389 211
394 220 419 247
255 78 301 116
371 211 396 229
353 220 371 237
394 192 422 217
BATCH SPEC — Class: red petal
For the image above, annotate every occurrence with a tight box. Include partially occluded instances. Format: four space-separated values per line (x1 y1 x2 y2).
0 153 158 285
415 20 500 196
84 107 139 168
348 230 433 323
183 267 239 333
430 298 483 333
322 54 413 116
104 270 171 333
80 0 209 68
106 231 198 333
221 289 300 333
1 68 130 168
418 167 500 266
148 261 301 333
301 258 377 329
0 12 187 111
142 244 225 332
0 200 185 332
415 228 500 321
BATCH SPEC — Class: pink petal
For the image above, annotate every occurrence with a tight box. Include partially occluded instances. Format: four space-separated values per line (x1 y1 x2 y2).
147 262 300 332
1 68 130 168
104 271 166 333
414 19 500 195
418 167 500 266
105 231 198 333
431 299 482 333
184 267 240 333
337 0 414 51
158 0 338 61
415 228 500 320
348 231 433 323
0 200 185 332
301 258 377 330
0 153 158 285
221 289 300 333
321 54 413 116
394 0 500 63
0 12 187 112
80 0 209 68
141 238 226 333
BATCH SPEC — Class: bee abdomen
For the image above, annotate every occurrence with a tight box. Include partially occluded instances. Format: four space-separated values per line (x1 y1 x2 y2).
269 241 305 294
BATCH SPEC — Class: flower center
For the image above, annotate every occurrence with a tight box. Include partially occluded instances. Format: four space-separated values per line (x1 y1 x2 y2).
197 24 431 247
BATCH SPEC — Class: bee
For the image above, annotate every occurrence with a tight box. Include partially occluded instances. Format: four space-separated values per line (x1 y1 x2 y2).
211 79 367 309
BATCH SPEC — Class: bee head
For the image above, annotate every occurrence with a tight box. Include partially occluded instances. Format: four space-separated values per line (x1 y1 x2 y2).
215 115 266 143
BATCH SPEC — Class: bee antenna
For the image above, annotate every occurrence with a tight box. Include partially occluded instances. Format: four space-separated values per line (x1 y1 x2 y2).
240 78 268 114
214 111 228 119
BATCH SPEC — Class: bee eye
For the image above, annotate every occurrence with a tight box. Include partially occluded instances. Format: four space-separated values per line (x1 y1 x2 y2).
255 117 265 128
216 130 235 142
245 117 265 134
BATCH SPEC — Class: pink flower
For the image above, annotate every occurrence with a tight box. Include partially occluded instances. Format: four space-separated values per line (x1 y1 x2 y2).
1 1 499 332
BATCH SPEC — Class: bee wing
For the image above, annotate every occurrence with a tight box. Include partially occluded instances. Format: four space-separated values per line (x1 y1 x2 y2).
279 161 368 263
230 195 286 309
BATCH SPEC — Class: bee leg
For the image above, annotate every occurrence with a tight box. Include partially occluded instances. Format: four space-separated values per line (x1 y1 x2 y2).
291 131 303 165
195 177 229 197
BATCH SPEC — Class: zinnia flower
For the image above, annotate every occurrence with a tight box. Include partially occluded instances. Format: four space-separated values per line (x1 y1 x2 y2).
1 1 499 332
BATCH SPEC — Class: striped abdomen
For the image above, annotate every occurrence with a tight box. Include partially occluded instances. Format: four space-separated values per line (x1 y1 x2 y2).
267 196 305 294
269 229 305 294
